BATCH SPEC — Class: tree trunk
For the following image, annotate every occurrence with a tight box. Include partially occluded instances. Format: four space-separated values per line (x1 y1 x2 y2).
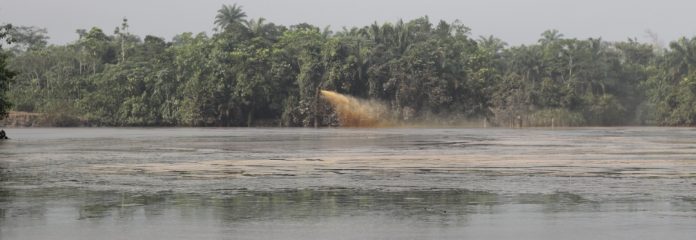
247 105 254 127
314 88 319 128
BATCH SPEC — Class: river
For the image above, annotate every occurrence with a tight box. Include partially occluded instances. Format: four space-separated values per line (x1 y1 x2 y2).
1 127 695 239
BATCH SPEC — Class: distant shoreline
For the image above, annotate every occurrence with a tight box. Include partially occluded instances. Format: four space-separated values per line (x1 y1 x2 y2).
2 112 690 129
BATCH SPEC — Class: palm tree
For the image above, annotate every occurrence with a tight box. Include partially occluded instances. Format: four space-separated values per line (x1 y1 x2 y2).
668 37 696 79
214 4 247 30
478 35 507 54
245 17 267 36
539 29 563 45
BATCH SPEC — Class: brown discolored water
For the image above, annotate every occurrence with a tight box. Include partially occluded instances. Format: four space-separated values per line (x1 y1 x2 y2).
1 127 696 239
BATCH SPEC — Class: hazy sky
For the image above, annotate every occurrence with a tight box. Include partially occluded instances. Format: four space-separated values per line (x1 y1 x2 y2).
2 0 695 46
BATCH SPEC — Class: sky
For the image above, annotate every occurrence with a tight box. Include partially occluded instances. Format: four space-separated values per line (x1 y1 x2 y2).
1 0 695 46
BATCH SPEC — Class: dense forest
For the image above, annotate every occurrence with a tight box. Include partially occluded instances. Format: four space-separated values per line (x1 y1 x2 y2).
1 4 696 127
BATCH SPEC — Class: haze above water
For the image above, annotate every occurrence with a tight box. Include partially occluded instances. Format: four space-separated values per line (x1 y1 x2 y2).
1 127 696 239
4 0 696 45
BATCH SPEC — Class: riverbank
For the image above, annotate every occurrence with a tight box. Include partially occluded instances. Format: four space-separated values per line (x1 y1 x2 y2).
0 111 43 127
0 110 689 128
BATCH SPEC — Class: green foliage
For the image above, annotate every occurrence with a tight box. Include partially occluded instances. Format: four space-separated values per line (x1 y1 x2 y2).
215 4 247 31
41 100 80 126
526 109 586 127
0 24 17 119
2 5 696 126
642 37 696 125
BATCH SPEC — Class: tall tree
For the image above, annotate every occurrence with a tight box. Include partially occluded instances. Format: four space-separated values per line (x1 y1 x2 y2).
6 25 49 54
0 24 16 119
214 4 248 31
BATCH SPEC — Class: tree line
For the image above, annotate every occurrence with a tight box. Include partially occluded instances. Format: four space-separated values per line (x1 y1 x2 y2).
1 4 696 127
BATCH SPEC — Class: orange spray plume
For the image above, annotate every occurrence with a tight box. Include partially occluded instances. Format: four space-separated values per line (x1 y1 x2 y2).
320 90 391 127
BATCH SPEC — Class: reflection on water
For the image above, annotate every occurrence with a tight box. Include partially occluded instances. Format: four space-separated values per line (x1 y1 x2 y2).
4 188 500 222
2 128 696 239
2 187 696 240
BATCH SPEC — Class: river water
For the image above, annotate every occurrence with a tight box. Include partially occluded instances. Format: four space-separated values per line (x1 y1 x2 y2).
1 127 695 239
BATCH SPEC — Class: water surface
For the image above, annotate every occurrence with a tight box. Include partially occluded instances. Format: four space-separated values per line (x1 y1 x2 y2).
1 127 695 239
